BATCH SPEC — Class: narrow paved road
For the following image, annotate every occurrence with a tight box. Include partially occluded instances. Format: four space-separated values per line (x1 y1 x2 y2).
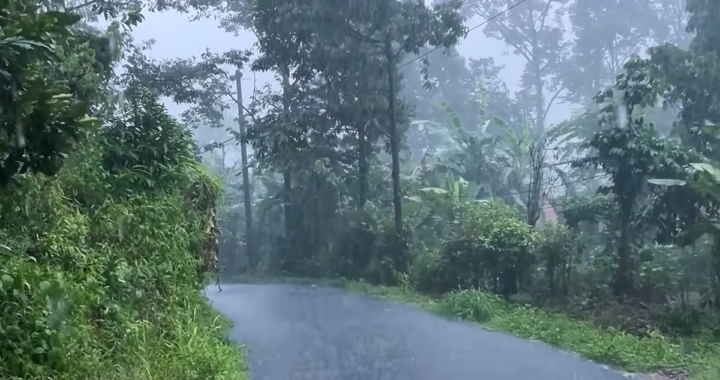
207 284 636 380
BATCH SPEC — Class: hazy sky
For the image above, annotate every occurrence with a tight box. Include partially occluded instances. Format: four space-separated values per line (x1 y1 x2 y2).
128 7 572 137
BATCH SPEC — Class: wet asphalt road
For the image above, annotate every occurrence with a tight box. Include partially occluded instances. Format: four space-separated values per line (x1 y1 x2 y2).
207 284 635 380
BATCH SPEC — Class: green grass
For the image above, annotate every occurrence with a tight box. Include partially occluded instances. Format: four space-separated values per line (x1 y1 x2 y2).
343 281 719 379
227 274 719 379
100 304 248 380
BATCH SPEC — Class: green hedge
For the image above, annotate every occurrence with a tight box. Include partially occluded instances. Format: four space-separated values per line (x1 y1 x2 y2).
0 141 246 380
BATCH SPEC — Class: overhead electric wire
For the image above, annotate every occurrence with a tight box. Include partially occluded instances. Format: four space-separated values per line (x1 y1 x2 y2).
398 0 531 69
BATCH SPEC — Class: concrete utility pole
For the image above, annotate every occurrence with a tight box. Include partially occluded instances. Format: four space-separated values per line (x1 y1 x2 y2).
234 70 255 269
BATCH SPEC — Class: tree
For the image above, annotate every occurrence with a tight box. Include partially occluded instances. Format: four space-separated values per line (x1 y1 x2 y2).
401 47 479 135
41 0 144 24
564 0 657 103
634 0 720 306
337 0 467 236
644 0 720 156
0 0 107 186
228 0 467 271
119 44 251 129
651 0 691 48
462 0 568 135
1 2 248 379
467 57 524 136
313 39 388 208
577 64 691 297
246 0 342 269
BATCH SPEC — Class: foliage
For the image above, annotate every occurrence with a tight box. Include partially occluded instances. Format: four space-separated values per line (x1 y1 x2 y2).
347 282 710 374
84 0 720 376
0 1 245 379
461 0 568 135
195 0 720 348
443 289 690 373
536 223 580 298
436 201 537 295
0 103 242 379
101 88 201 195
0 0 99 186
559 194 614 227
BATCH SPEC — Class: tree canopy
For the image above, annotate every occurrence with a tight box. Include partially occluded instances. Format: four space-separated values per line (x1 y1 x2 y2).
3 0 720 378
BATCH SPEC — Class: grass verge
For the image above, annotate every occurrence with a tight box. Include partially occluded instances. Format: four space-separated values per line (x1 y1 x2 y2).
101 300 248 380
227 274 719 379
343 281 719 379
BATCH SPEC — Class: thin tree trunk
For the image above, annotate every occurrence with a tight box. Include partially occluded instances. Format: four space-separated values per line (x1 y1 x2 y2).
234 70 255 270
358 122 369 208
385 39 403 232
613 220 633 297
280 67 294 269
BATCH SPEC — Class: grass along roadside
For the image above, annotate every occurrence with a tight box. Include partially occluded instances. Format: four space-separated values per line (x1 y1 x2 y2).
225 274 718 379
102 303 248 380
343 281 719 380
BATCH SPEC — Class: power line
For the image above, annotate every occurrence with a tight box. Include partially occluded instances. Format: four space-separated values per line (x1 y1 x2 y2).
398 0 530 69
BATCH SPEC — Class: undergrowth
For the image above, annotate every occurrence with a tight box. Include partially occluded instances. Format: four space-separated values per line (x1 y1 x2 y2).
345 281 720 379
0 95 247 380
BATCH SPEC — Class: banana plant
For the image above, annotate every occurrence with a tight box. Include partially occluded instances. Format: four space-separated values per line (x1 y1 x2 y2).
431 99 502 196
415 172 483 204
408 119 460 156
494 114 534 207
253 173 284 220
402 171 484 236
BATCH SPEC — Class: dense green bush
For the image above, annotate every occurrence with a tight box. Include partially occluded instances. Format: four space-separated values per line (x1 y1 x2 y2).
323 209 379 279
534 223 580 299
0 0 101 187
321 206 414 285
411 201 537 294
410 247 445 293
0 94 245 380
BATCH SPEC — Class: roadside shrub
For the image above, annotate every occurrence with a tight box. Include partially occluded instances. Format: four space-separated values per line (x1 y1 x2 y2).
410 247 445 293
326 209 379 279
326 206 416 285
534 223 579 299
433 200 537 295
0 95 243 380
443 288 499 322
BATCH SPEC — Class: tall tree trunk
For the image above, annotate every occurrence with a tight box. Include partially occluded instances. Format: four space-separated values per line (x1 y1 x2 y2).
713 235 720 309
358 121 369 208
533 69 545 137
613 219 633 298
280 67 294 269
234 70 255 270
357 59 370 209
385 40 403 233
526 142 544 227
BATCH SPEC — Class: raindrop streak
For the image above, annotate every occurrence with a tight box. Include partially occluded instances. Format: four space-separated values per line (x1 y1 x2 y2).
616 102 628 129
